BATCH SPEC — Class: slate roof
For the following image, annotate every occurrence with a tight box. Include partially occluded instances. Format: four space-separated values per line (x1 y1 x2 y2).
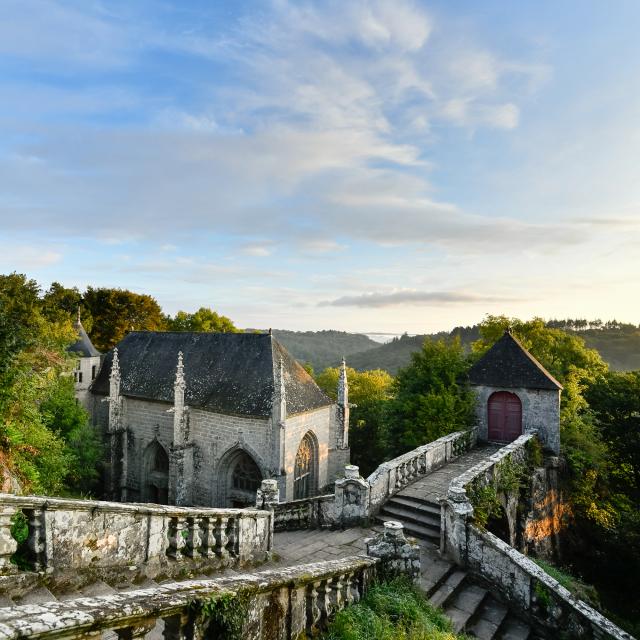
90 331 332 418
468 331 563 391
68 318 101 358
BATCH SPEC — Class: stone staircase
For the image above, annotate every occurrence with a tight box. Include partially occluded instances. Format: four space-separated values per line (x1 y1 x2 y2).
375 493 441 543
420 550 535 639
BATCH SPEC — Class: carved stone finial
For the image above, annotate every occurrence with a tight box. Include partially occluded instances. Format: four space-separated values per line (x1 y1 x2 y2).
256 479 280 509
366 521 421 582
110 348 120 385
76 306 81 324
175 351 185 390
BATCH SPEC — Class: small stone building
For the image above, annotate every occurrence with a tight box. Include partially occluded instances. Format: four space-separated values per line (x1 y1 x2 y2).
89 331 350 507
69 310 102 411
468 330 562 454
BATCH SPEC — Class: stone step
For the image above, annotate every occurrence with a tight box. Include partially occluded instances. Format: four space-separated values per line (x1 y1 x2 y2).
374 515 440 542
390 494 441 515
79 580 119 598
498 614 531 640
445 583 489 633
466 596 509 640
380 502 441 529
420 558 456 597
428 569 467 609
13 585 57 605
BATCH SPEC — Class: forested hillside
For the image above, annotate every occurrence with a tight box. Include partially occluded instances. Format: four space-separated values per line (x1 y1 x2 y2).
272 329 377 371
338 322 640 374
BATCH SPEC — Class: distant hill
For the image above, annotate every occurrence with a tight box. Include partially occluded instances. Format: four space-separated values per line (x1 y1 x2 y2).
274 322 640 376
272 329 378 372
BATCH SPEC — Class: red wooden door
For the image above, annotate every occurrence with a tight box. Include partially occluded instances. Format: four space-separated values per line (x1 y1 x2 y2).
488 392 522 443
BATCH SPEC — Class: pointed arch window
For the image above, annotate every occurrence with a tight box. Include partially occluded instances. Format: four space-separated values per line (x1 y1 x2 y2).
294 432 318 499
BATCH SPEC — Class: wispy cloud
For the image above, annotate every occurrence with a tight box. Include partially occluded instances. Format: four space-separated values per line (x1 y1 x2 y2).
320 289 519 308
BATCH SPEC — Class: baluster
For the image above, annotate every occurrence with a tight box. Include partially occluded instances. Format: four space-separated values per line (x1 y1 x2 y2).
25 508 46 571
331 575 344 614
115 618 156 639
186 517 201 559
202 517 216 558
319 579 331 625
162 612 191 640
306 581 322 635
350 571 362 603
214 516 229 561
344 572 355 606
226 516 238 558
167 516 187 561
0 506 18 573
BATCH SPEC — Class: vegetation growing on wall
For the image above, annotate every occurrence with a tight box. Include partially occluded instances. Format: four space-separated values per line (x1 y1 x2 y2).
323 577 467 640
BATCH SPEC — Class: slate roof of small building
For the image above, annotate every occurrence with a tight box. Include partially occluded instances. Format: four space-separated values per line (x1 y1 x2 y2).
68 318 101 358
91 331 332 417
468 331 563 391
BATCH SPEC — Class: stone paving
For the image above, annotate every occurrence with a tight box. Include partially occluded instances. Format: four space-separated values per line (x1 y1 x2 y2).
398 444 501 504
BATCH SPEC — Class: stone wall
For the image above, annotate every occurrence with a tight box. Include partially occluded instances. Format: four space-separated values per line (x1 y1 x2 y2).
73 354 102 411
0 494 272 582
0 555 380 640
466 526 633 640
473 384 560 453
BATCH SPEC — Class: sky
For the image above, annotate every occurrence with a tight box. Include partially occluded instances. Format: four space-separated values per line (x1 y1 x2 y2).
1 0 639 334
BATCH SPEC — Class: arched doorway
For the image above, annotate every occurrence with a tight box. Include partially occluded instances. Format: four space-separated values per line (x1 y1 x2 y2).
294 432 318 500
488 391 522 443
144 441 169 504
220 449 263 508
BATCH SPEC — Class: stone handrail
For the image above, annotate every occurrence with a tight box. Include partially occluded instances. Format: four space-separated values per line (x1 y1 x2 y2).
367 427 478 512
0 555 379 640
466 526 634 640
272 494 335 531
0 494 273 577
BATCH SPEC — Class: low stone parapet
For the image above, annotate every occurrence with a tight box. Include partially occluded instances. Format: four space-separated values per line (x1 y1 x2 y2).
0 555 379 640
0 494 273 579
466 526 634 640
272 494 335 531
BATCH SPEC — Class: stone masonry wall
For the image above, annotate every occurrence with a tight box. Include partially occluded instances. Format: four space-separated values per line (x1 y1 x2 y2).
283 406 334 498
473 385 560 453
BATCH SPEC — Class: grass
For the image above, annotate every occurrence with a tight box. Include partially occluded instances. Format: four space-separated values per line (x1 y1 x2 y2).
532 558 600 609
322 577 469 640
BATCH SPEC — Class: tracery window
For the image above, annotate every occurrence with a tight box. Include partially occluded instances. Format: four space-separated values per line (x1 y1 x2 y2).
294 433 317 499
232 454 262 493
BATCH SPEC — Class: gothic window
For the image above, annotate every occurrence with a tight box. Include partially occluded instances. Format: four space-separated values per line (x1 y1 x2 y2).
294 432 317 500
146 441 169 505
232 454 262 493
91 365 97 380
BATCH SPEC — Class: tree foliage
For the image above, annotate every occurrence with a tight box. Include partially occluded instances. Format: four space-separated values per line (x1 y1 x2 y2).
83 287 167 352
0 274 103 495
385 338 474 458
316 367 393 474
167 307 238 333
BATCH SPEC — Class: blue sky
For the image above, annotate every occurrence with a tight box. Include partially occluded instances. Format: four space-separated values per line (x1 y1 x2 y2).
1 1 639 333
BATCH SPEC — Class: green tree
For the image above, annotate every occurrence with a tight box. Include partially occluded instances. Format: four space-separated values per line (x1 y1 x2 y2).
41 282 92 328
83 287 167 351
168 307 238 333
386 338 474 457
316 366 393 475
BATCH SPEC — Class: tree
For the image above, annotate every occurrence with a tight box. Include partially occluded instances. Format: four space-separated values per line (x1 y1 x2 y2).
385 338 474 457
168 307 238 333
83 287 167 351
315 367 393 475
41 282 90 327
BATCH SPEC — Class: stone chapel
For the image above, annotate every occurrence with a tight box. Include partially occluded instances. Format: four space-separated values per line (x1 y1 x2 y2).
468 329 562 454
88 331 350 507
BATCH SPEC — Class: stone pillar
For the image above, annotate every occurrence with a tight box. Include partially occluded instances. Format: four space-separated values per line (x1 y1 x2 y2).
271 356 287 497
337 358 350 448
366 521 421 583
442 485 474 565
169 352 193 506
0 506 18 574
334 465 370 527
104 348 126 501
256 479 280 509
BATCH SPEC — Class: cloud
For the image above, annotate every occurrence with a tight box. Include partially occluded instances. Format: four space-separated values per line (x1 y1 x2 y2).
0 244 62 269
320 289 519 308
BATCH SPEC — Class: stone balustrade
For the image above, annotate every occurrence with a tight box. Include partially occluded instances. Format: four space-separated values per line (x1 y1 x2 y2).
0 555 379 640
466 526 633 640
0 494 272 578
367 427 478 512
272 494 335 531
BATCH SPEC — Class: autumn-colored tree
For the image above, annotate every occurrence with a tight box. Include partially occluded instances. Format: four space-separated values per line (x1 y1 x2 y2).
83 287 167 351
